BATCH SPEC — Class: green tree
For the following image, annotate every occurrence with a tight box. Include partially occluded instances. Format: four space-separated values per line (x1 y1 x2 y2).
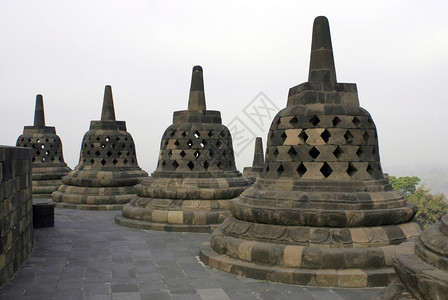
408 186 448 228
389 176 421 197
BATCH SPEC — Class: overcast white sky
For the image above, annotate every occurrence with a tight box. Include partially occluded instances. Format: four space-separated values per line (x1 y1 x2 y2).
1 0 448 175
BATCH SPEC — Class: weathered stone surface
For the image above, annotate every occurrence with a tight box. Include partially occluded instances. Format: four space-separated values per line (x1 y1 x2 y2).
116 66 252 232
16 95 71 197
200 16 421 287
52 86 148 210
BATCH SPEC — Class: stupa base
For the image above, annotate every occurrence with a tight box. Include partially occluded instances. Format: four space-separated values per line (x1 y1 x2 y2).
53 202 123 210
114 214 219 233
199 242 395 287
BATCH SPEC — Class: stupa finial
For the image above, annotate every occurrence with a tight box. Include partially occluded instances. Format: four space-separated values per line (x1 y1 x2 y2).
308 16 337 83
101 85 116 121
33 94 45 127
252 137 264 168
188 65 206 110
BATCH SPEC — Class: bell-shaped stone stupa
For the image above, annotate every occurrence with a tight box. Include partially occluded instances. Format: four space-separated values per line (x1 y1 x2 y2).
242 137 264 182
16 95 71 198
200 17 421 287
115 66 252 232
52 86 148 210
375 214 448 299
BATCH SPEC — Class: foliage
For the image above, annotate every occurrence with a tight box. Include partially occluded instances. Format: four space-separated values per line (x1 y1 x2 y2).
408 186 448 228
389 176 421 197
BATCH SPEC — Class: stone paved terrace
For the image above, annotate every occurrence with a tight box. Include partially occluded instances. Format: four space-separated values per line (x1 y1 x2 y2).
0 201 384 300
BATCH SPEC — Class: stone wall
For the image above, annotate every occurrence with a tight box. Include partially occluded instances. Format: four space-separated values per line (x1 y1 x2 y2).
0 146 33 286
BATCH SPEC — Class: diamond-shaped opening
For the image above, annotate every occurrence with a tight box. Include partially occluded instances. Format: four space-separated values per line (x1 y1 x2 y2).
84 143 88 148
265 164 270 172
280 132 287 143
126 151 131 156
95 150 101 156
187 140 193 148
321 129 331 143
40 144 45 149
170 130 176 137
356 147 364 159
87 150 91 155
55 151 59 155
96 137 100 141
277 165 284 177
125 137 129 141
41 157 46 162
296 163 307 177
194 131 200 138
117 151 122 156
289 117 298 126
216 140 222 148
36 150 41 156
110 143 115 149
363 131 370 143
101 159 107 166
174 140 180 147
220 131 226 137
105 137 110 142
372 148 377 158
168 150 172 157
181 131 187 137
90 159 95 164
122 143 126 148
172 160 179 170
90 144 95 148
194 150 200 159
32 157 36 162
200 140 207 148
273 148 279 158
203 161 209 170
37 139 41 143
32 144 37 149
130 144 133 149
368 118 373 125
309 115 320 126
352 117 361 127
288 147 297 159
83 159 86 163
320 162 333 178
106 151 112 157
333 146 344 159
347 163 357 176
116 137 121 141
112 159 118 165
208 131 214 137
45 150 50 155
217 161 223 169
299 130 308 144
344 130 354 144
332 117 341 127
367 163 375 177
28 138 32 142
209 149 214 158
161 160 166 167
21 138 25 142
123 158 128 165
309 146 320 159
187 161 194 170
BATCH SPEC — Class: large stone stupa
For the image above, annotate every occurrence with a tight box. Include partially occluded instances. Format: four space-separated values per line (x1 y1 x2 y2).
16 95 71 198
115 66 252 232
200 16 421 287
52 86 148 210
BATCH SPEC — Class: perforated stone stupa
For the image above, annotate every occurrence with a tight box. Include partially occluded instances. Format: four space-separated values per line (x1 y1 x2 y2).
200 16 421 287
16 95 71 198
376 214 448 299
243 137 264 182
52 86 148 210
115 66 252 232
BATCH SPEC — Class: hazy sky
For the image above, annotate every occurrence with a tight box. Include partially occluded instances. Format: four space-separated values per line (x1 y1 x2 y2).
1 0 448 175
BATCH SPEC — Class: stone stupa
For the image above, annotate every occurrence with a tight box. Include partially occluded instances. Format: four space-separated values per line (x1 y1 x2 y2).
243 137 264 182
115 66 252 232
375 214 448 299
16 95 71 198
200 16 421 287
52 86 148 210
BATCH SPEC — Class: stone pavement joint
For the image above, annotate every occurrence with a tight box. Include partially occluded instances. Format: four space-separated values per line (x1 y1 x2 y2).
0 207 383 299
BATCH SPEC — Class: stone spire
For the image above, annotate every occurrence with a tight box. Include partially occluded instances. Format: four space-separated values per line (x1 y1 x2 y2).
243 137 264 182
200 16 421 288
100 85 116 121
115 66 252 232
52 85 148 210
33 94 45 127
308 16 337 83
16 94 71 198
188 65 206 110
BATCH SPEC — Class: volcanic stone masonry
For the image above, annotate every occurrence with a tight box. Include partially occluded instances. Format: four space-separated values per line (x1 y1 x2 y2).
52 86 148 210
115 66 252 232
243 137 264 182
16 95 71 198
199 16 422 288
375 214 448 299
